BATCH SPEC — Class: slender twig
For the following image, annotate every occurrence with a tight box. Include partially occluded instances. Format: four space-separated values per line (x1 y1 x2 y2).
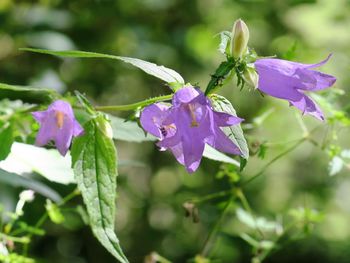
190 189 234 204
0 233 30 244
95 94 173 112
242 137 307 186
22 188 80 255
201 196 234 256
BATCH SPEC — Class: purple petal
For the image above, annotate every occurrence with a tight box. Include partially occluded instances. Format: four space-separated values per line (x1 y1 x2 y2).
55 118 74 156
295 68 336 91
303 54 333 69
32 111 47 122
140 103 170 138
48 100 74 119
207 128 241 155
73 120 84 136
182 137 205 173
213 111 243 127
34 111 58 146
172 86 201 106
157 130 181 149
289 95 324 121
255 59 304 101
170 144 185 166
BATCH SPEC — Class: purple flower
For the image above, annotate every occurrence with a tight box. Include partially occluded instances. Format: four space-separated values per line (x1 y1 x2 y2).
255 55 336 120
32 100 84 156
140 86 243 173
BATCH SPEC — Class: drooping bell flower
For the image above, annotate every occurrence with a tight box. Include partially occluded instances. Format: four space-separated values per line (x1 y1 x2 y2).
32 100 84 156
140 86 243 173
254 54 336 120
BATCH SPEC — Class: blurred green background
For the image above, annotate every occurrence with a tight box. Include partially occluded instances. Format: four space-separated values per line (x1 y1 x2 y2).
0 0 350 262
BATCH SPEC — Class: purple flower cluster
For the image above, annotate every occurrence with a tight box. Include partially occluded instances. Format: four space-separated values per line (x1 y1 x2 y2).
140 86 243 173
32 100 84 156
255 55 336 120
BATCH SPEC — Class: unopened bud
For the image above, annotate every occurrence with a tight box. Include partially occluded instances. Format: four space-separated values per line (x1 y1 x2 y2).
243 66 259 89
231 19 250 59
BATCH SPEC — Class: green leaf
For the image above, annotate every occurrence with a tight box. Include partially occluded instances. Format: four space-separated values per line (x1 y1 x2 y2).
239 157 247 171
0 82 58 104
0 142 75 184
0 168 61 202
205 59 235 95
236 208 281 232
45 199 65 224
328 156 343 176
21 48 185 85
71 114 128 263
203 145 239 167
0 124 14 161
209 94 249 159
217 31 231 55
109 115 156 142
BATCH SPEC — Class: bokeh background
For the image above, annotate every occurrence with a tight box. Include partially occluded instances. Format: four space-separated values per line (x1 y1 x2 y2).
0 0 350 262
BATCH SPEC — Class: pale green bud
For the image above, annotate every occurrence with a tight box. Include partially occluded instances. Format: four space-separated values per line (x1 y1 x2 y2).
243 66 259 89
231 19 250 59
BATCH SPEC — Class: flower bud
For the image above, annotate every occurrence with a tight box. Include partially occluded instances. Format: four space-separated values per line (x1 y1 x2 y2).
243 66 259 89
231 19 250 59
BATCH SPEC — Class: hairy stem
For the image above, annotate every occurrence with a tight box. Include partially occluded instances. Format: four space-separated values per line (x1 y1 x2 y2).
95 94 173 112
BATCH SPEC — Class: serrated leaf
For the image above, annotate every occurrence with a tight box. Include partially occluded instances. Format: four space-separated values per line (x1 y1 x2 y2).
21 48 185 85
203 145 239 166
0 124 14 161
217 31 231 55
109 115 156 142
210 94 249 159
71 115 128 263
0 168 61 202
0 82 58 103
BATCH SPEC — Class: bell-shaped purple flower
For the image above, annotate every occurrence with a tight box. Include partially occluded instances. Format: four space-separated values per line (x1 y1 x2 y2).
32 100 84 156
140 86 243 173
255 55 336 120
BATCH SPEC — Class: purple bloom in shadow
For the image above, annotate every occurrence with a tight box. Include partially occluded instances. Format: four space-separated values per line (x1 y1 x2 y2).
140 86 243 173
255 54 336 120
32 100 84 156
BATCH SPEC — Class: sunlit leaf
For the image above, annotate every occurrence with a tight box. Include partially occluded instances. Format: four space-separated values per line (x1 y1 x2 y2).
71 114 128 263
21 48 185 85
217 30 231 55
210 94 249 159
202 145 239 167
109 115 156 142
0 142 74 184
0 82 58 104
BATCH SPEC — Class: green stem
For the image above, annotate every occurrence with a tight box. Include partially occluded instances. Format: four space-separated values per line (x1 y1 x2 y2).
95 94 173 112
235 188 252 213
242 137 307 186
0 233 30 244
205 59 236 95
190 189 234 204
23 188 80 255
201 196 234 256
